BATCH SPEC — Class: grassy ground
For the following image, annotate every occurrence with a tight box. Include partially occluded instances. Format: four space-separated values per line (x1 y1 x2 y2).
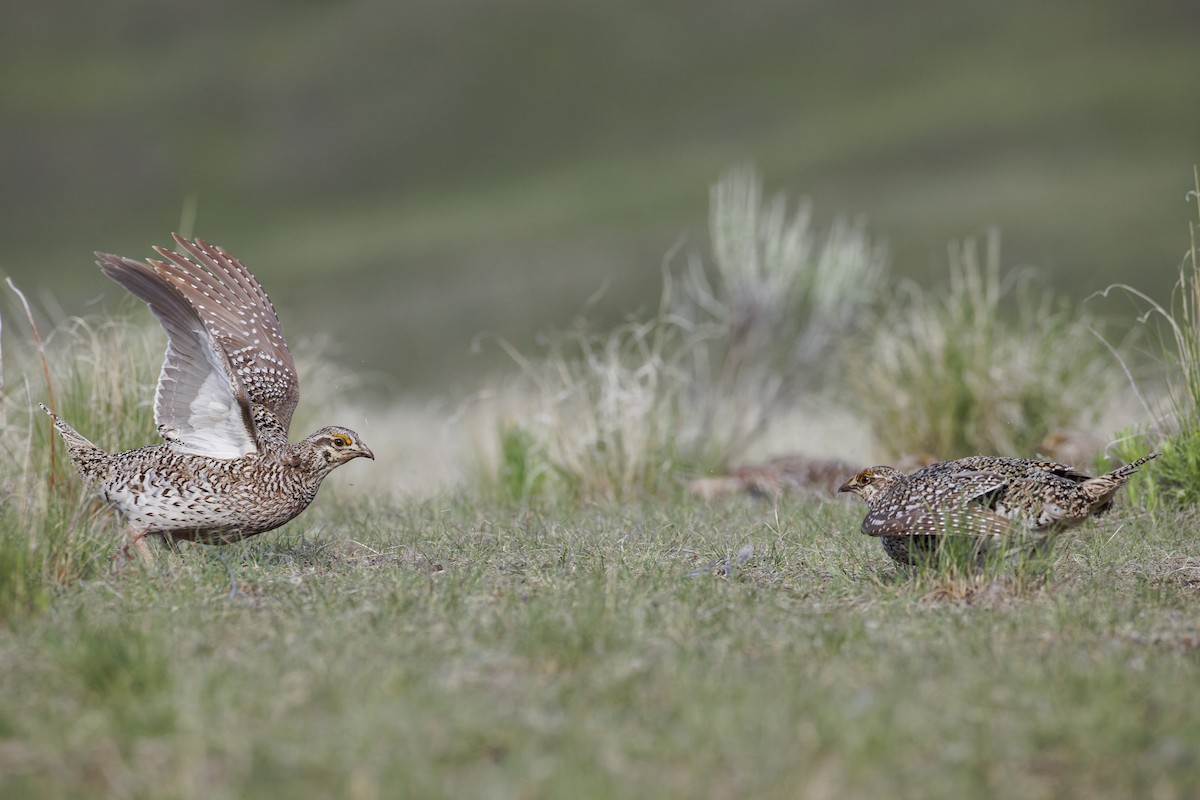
3 173 1197 796
1 490 1197 799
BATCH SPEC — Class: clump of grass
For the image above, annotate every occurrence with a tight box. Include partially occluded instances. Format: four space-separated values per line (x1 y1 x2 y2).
0 294 162 619
848 231 1114 460
486 305 693 502
1106 168 1200 506
494 422 550 502
480 168 883 502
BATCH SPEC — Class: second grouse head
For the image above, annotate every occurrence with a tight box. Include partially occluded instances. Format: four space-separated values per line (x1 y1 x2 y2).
838 466 905 505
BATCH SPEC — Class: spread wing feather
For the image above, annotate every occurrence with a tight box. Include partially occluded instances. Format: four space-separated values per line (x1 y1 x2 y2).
95 253 258 458
149 235 299 434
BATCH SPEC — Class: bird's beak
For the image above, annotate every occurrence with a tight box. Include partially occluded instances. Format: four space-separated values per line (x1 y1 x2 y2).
837 480 854 494
360 445 375 460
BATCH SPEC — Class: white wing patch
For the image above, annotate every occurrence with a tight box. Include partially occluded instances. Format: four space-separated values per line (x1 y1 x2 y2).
97 251 260 460
156 326 258 459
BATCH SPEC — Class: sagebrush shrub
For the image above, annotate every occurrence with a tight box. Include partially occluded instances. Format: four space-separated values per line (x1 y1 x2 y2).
481 168 883 502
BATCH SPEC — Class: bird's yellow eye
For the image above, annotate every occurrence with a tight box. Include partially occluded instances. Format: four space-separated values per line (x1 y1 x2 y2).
331 433 352 448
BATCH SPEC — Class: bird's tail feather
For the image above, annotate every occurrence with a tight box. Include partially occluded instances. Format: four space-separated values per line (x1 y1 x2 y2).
1103 452 1161 482
1080 451 1160 503
38 403 99 455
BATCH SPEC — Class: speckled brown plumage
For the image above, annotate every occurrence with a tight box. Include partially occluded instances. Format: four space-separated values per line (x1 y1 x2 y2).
838 453 1159 565
42 234 373 554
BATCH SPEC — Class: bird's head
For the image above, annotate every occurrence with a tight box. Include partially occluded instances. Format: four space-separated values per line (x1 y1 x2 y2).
304 426 375 470
837 466 904 505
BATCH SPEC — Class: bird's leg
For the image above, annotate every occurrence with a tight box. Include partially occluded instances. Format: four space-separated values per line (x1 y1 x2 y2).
112 525 157 570
129 527 157 562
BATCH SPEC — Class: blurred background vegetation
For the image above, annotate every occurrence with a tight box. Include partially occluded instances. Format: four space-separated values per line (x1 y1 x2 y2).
2 0 1197 396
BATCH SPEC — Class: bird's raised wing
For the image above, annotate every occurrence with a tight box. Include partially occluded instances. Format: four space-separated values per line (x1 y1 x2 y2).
96 252 258 459
146 235 300 437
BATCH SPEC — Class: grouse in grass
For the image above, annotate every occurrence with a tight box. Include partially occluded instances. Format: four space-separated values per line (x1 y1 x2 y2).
42 234 374 559
837 453 1159 565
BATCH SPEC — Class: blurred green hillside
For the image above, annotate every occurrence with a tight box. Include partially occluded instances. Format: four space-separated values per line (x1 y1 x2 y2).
1 0 1197 394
